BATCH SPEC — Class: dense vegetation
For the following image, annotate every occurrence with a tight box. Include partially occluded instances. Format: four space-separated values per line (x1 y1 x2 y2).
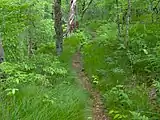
0 0 160 120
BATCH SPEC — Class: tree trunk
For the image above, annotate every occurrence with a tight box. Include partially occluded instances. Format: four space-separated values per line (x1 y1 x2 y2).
0 34 5 63
28 29 33 58
80 0 94 21
67 0 77 35
54 0 63 55
148 0 154 23
125 0 131 48
116 0 121 40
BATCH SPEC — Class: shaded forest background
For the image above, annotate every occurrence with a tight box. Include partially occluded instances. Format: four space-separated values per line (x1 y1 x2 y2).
0 0 160 119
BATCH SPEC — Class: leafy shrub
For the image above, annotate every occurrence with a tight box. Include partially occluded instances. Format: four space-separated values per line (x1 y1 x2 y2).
81 21 160 119
0 52 89 120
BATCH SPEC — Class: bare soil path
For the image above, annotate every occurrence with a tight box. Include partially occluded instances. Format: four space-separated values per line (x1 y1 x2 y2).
72 50 109 120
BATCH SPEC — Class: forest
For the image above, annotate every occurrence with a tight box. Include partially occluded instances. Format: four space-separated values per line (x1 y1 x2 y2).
0 0 160 120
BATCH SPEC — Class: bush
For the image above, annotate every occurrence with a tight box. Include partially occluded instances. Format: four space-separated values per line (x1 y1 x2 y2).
0 51 89 120
81 21 160 119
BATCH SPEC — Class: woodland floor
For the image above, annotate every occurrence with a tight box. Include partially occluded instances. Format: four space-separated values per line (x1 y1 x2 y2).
72 50 109 120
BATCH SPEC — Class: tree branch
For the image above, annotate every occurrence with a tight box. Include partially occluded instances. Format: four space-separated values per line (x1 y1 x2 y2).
81 0 94 20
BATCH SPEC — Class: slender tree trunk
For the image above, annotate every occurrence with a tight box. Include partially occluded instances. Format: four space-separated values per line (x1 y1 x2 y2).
67 0 77 35
28 29 33 58
0 34 5 63
116 0 121 40
125 0 131 47
121 3 124 31
149 0 154 23
80 0 94 21
54 0 63 55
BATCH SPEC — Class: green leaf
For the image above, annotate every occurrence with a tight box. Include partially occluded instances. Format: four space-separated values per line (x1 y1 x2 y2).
109 110 114 114
143 49 148 55
114 114 120 119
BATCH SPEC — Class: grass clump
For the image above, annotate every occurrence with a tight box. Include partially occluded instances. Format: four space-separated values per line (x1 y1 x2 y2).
81 21 160 119
0 42 89 120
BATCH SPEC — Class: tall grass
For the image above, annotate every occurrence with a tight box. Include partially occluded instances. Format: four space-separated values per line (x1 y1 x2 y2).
81 21 160 119
0 34 90 120
0 82 88 120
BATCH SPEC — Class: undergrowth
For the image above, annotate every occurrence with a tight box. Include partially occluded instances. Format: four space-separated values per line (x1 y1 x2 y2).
81 21 160 119
0 34 89 120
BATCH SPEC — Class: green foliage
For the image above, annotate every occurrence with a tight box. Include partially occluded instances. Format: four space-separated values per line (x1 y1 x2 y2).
109 110 127 120
36 42 56 55
130 111 149 120
0 83 88 120
0 0 92 119
0 0 54 62
81 18 160 119
60 31 86 64
0 53 89 119
1 0 160 119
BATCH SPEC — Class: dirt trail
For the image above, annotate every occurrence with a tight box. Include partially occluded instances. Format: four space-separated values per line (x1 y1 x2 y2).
72 50 109 120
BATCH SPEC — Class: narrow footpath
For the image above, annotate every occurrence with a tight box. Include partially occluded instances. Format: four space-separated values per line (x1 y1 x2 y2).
72 50 109 120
